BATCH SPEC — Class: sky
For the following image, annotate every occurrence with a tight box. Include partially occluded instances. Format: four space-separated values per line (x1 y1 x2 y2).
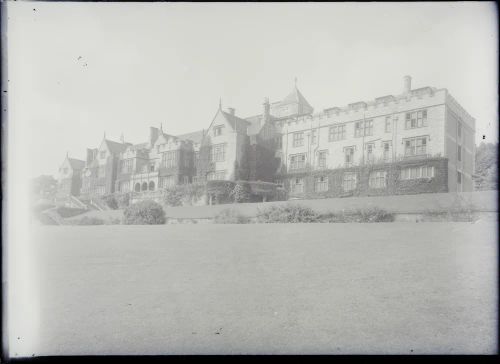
6 2 499 178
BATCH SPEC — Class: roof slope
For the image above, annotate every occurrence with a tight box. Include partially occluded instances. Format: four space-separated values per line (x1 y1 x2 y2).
68 158 85 170
280 86 313 110
220 110 250 131
104 139 130 154
177 130 204 144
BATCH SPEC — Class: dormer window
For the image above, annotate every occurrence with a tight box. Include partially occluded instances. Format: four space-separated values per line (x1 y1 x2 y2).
214 126 224 136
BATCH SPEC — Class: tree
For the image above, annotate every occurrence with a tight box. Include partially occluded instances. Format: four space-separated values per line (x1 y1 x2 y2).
474 142 498 190
32 175 58 201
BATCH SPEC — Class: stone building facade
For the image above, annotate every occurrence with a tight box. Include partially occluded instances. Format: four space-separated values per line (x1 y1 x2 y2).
56 76 475 203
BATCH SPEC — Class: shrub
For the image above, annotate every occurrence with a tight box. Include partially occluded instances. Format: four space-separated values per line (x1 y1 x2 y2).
102 194 118 210
257 204 321 223
207 180 236 204
231 181 252 203
275 187 288 201
214 208 251 224
55 206 87 218
162 186 184 207
116 193 130 209
322 207 395 223
72 216 105 225
123 200 166 225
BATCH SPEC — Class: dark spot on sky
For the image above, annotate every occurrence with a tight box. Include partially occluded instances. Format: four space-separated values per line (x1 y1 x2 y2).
483 135 486 139
33 9 36 11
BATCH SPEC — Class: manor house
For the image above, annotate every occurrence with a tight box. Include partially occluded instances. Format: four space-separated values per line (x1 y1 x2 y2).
56 76 475 205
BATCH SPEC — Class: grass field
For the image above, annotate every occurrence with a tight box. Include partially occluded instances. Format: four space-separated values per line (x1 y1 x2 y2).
32 222 497 355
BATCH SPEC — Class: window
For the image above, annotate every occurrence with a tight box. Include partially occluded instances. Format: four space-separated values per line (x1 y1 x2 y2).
383 142 392 162
98 166 105 178
344 147 355 167
290 154 306 170
121 159 133 173
210 144 226 162
291 178 304 193
329 125 346 141
62 168 68 174
405 110 427 129
275 136 282 149
150 164 155 172
354 119 373 137
162 151 178 168
458 121 462 139
194 151 200 163
385 116 392 133
366 143 374 163
458 145 462 162
369 171 387 188
318 150 327 168
274 179 284 188
182 176 189 184
315 176 328 192
400 165 435 180
159 176 175 188
457 171 462 184
342 172 357 192
404 137 427 157
311 129 317 145
213 125 223 136
100 151 106 159
156 145 161 153
293 132 304 147
207 170 226 181
119 181 130 192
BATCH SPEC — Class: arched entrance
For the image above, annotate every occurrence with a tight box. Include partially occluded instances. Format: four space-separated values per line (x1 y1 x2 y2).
141 182 148 191
134 183 141 192
148 181 155 191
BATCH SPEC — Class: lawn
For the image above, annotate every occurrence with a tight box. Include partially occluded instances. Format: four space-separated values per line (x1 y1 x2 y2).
28 222 497 355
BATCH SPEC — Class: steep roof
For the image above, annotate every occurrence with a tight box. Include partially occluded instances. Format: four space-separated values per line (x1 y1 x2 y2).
104 139 130 154
177 130 204 144
280 86 313 110
220 110 250 131
67 158 85 170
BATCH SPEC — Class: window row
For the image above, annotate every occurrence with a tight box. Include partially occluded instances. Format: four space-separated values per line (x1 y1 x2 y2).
289 108 428 147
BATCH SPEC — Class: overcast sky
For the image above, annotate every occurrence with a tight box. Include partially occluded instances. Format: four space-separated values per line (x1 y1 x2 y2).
6 2 498 177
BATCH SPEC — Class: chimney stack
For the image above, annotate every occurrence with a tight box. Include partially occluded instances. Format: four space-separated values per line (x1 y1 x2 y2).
227 107 235 116
263 97 270 121
403 75 412 94
149 126 159 147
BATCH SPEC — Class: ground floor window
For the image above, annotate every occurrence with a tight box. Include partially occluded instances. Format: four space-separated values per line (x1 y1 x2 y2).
207 170 226 181
291 177 304 193
400 165 435 180
314 176 328 192
159 176 176 189
342 172 357 192
119 181 130 192
369 170 387 188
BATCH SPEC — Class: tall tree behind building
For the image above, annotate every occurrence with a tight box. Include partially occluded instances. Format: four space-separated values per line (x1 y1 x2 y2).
474 142 498 190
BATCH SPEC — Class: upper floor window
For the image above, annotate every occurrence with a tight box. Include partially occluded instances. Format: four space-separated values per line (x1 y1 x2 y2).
457 171 462 184
457 145 462 162
405 110 427 129
156 145 161 153
369 170 387 188
210 143 226 162
311 129 317 145
318 150 327 168
458 121 462 139
100 151 106 159
366 143 374 163
404 136 427 157
315 176 328 192
385 116 392 133
162 151 178 168
344 147 355 167
293 132 304 147
213 125 224 136
354 119 373 137
150 164 155 172
329 124 346 141
290 154 306 170
98 165 106 178
383 142 392 162
275 136 282 149
120 159 133 173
